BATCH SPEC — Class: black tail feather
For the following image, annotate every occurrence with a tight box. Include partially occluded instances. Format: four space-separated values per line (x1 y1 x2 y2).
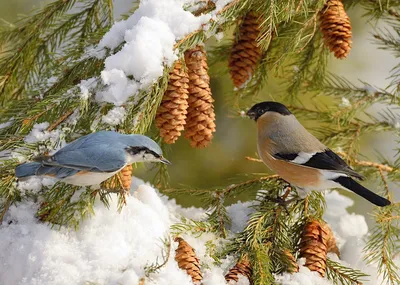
333 176 391 207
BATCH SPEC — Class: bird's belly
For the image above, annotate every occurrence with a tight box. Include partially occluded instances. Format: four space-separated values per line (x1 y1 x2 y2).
62 170 119 186
258 149 322 189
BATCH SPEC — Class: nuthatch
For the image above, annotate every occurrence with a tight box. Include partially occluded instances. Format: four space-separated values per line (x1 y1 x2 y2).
16 131 170 186
247 101 390 207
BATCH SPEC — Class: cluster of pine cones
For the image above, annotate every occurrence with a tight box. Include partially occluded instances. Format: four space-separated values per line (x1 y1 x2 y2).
155 0 352 148
171 219 338 284
155 46 216 148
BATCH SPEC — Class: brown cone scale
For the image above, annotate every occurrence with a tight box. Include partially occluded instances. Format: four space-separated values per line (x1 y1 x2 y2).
228 11 263 88
184 46 216 148
322 222 340 257
156 60 189 144
283 249 299 273
225 256 253 284
103 164 133 191
174 237 203 283
299 220 328 276
319 0 352 59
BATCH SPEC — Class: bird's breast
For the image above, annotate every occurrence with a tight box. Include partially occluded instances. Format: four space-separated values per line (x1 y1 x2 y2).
257 146 322 189
61 169 120 186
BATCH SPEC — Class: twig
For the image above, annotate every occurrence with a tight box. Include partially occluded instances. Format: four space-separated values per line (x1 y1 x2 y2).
223 174 279 196
174 0 242 49
0 198 12 224
245 156 263 163
295 0 304 12
192 0 216 16
214 191 227 238
346 123 361 162
336 151 393 172
22 109 50 125
153 236 172 272
378 167 392 201
47 110 74 131
380 215 400 222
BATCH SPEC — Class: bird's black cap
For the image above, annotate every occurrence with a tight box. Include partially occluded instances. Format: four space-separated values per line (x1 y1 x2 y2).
246 101 291 121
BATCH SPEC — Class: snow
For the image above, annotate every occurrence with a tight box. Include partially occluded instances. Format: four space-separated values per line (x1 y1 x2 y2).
101 106 127 126
0 117 13 129
1 179 394 285
24 123 61 144
96 69 139 106
17 176 57 194
276 259 333 285
78 78 96 100
340 97 351 107
337 213 368 239
92 0 214 106
88 0 234 107
226 200 255 233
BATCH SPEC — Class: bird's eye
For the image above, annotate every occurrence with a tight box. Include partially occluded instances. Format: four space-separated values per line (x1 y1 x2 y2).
258 109 264 115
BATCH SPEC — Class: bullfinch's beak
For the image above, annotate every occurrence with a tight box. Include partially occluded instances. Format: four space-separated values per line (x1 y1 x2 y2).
246 109 257 120
159 156 171 165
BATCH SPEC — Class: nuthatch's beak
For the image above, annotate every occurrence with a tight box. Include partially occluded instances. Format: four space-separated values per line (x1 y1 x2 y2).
246 109 256 120
159 156 171 165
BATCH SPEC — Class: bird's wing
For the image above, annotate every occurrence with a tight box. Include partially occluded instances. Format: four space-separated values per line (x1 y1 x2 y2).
35 144 126 172
273 149 364 180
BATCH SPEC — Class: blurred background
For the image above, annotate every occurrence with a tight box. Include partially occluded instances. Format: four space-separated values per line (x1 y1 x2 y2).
1 0 398 219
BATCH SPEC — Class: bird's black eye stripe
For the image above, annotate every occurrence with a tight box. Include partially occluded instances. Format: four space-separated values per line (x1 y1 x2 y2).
126 146 161 158
126 146 148 155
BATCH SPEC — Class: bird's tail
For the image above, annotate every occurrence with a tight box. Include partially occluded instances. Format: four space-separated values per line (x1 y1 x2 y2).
15 162 41 178
333 176 391 207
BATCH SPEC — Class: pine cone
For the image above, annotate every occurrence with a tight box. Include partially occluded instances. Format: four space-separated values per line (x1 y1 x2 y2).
319 0 352 59
228 11 263 88
299 220 328 276
322 223 340 257
103 164 133 191
174 237 203 283
283 249 299 273
184 46 216 148
156 60 189 144
225 256 253 284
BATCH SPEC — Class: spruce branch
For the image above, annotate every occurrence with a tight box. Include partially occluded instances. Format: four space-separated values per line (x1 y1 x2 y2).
143 237 171 277
336 151 394 173
365 172 400 285
314 73 398 103
365 208 400 285
0 0 113 104
207 191 231 238
171 217 214 237
326 258 368 285
287 32 328 100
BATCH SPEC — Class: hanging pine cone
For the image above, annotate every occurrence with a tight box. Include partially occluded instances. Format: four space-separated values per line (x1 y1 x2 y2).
155 60 189 144
184 45 216 148
228 11 263 88
225 255 253 284
174 237 203 283
283 249 299 273
319 0 352 59
102 164 133 191
322 223 340 257
299 220 328 277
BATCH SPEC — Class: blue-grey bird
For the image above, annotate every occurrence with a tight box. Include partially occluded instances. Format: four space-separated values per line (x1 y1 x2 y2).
247 101 391 207
15 131 170 186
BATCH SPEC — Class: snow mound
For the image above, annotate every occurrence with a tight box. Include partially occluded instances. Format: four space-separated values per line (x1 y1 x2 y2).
0 184 389 285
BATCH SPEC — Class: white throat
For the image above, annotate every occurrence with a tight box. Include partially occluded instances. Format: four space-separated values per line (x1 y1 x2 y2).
126 151 157 164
